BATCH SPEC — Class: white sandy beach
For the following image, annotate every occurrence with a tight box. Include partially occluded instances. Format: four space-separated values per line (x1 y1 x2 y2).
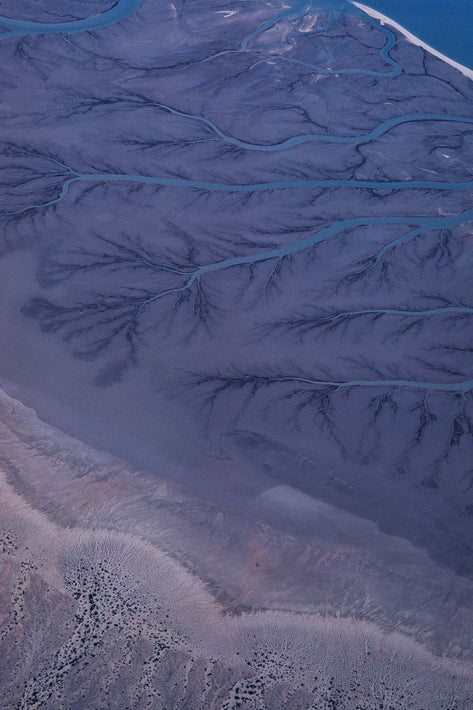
352 1 473 81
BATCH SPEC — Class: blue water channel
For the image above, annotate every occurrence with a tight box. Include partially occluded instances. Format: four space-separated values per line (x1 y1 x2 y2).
1 0 470 75
1 0 472 394
361 0 473 71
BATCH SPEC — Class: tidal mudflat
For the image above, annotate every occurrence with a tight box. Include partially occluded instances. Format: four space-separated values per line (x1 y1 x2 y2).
0 0 473 707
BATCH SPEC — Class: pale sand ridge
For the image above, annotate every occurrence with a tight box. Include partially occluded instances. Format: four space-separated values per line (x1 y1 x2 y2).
352 1 473 81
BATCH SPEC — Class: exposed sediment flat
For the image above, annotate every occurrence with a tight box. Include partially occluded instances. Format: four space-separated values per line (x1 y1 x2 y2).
1 0 473 706
352 2 473 80
1 385 472 708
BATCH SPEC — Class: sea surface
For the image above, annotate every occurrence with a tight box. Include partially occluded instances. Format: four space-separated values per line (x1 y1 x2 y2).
1 0 473 706
362 0 473 69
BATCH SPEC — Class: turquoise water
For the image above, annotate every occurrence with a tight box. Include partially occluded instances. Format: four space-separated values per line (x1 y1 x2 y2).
360 0 473 70
0 0 470 76
0 0 142 37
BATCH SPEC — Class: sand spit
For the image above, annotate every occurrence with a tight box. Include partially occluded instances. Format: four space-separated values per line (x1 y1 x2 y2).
352 1 473 80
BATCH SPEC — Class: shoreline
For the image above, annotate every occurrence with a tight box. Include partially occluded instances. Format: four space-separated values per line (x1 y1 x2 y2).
352 1 473 81
1 382 473 693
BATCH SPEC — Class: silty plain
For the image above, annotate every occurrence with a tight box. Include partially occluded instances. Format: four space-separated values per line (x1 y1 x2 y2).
0 0 473 707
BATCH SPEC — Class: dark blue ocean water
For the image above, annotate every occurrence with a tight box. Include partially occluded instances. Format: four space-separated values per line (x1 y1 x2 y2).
360 0 473 70
0 0 470 72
